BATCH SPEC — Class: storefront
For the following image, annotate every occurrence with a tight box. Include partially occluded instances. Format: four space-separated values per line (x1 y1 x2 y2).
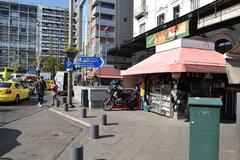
121 39 227 119
89 66 123 86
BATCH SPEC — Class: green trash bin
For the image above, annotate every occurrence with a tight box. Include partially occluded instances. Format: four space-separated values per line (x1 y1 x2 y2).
188 97 222 160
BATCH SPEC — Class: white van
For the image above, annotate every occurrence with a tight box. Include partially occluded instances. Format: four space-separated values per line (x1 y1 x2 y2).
55 71 68 95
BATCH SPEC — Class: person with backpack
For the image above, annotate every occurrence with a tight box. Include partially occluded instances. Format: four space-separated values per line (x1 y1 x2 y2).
51 80 59 106
36 76 46 108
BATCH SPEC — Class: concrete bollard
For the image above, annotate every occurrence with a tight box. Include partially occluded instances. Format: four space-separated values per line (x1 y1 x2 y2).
70 145 83 160
64 103 68 112
90 124 99 139
55 99 60 107
100 114 107 126
80 108 87 118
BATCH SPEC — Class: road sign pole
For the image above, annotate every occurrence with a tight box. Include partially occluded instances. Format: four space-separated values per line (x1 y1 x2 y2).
67 58 73 107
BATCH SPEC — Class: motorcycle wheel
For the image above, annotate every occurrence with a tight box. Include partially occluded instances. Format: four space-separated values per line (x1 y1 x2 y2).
103 98 114 111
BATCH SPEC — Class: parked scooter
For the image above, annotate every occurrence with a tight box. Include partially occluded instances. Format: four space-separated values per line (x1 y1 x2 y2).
103 82 139 111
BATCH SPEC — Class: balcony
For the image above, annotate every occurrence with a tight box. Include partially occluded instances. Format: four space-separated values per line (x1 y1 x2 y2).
91 30 115 39
92 6 115 16
91 18 115 27
134 5 148 20
92 0 116 6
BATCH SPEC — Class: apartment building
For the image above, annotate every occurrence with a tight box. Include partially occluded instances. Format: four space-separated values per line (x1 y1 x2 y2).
38 5 69 62
75 0 133 65
0 0 38 68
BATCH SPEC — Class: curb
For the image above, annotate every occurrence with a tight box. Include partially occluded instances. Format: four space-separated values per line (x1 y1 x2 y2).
48 108 91 127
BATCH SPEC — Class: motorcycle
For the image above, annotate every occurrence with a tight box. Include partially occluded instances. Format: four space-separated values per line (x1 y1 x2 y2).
103 84 139 111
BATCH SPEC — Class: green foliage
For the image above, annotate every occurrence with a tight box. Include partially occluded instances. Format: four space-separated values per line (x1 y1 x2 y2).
64 45 79 53
41 56 64 74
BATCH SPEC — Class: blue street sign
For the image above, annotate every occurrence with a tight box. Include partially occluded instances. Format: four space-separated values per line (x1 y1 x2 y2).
28 67 36 74
66 60 74 71
76 56 104 68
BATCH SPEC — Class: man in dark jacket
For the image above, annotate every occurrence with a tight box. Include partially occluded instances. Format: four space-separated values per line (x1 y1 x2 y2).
36 76 46 108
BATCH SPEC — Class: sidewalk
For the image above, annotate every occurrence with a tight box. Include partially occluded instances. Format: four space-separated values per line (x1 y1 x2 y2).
49 106 236 160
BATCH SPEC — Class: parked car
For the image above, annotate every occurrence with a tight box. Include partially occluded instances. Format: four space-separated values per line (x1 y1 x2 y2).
46 80 54 90
0 81 30 103
21 80 36 95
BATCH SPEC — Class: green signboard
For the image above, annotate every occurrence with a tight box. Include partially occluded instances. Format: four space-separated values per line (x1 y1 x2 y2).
146 20 190 48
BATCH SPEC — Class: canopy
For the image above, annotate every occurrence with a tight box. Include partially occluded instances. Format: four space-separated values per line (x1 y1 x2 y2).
89 67 123 79
224 43 240 84
121 47 226 75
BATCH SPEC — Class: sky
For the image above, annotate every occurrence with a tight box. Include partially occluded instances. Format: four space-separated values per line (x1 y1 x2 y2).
27 0 68 8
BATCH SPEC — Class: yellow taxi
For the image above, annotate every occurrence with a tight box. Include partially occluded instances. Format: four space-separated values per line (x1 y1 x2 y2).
0 81 30 103
46 80 54 90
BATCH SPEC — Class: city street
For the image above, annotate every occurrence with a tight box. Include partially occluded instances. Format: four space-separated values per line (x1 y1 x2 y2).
0 94 84 160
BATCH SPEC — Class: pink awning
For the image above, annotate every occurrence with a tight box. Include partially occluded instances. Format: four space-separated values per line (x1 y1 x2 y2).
121 48 226 75
89 67 123 79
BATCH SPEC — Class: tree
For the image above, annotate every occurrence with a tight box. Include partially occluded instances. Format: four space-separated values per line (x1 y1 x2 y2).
41 56 64 76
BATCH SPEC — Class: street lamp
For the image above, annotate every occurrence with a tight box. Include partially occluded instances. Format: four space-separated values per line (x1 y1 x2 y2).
104 26 109 64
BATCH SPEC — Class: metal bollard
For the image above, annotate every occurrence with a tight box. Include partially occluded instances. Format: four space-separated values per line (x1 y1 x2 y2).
100 114 107 126
90 124 99 139
63 97 67 103
55 99 60 107
80 108 87 118
70 145 83 160
64 103 68 112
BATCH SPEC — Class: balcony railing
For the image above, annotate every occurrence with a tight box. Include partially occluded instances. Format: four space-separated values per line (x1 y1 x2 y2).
134 5 148 20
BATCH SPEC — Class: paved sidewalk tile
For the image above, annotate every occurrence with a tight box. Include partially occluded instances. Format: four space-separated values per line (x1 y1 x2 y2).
49 106 236 160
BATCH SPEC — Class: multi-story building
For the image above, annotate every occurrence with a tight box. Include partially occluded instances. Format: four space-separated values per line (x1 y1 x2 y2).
76 0 133 65
133 0 215 37
38 5 69 63
0 0 38 68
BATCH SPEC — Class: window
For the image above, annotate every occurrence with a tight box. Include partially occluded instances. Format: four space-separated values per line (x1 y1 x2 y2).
157 14 165 26
215 39 232 54
0 83 12 88
173 5 180 19
101 14 113 20
191 0 200 11
101 2 115 9
139 23 145 34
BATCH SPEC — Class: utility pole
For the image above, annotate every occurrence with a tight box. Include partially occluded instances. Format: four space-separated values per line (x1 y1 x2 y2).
67 0 74 106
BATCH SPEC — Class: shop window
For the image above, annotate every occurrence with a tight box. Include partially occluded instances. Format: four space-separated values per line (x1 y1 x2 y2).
173 5 180 19
215 39 232 54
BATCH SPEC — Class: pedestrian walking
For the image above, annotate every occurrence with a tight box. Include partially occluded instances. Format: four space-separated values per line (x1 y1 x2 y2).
36 76 46 108
51 80 59 106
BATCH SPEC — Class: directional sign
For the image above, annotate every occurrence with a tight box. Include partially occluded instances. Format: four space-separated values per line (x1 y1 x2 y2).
66 60 74 72
76 56 104 68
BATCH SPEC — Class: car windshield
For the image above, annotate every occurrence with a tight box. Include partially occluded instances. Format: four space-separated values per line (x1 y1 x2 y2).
0 68 5 72
0 82 12 88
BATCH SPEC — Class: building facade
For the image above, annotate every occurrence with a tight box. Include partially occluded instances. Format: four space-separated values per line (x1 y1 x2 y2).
38 5 69 63
0 0 38 68
133 0 215 37
133 0 240 54
76 0 133 65
0 0 73 69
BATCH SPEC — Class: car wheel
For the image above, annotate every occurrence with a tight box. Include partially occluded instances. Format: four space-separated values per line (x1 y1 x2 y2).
15 95 20 104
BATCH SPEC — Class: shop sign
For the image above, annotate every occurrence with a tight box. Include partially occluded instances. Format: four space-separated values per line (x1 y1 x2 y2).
146 20 189 48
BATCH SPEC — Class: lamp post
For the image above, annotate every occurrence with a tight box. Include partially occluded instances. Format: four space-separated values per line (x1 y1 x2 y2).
104 26 109 64
36 20 41 78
